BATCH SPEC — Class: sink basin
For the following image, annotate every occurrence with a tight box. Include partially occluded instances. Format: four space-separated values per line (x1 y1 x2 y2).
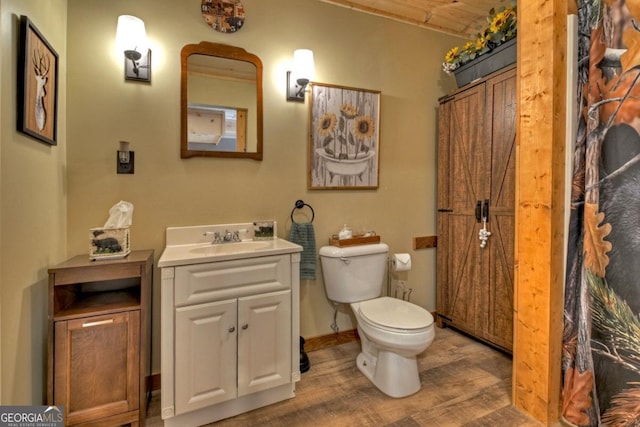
189 241 271 256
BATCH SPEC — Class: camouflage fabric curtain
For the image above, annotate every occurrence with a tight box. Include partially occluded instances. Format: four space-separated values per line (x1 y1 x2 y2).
562 1 640 425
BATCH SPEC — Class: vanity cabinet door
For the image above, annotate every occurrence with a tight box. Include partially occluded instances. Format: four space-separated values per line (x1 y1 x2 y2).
238 290 291 396
174 299 237 415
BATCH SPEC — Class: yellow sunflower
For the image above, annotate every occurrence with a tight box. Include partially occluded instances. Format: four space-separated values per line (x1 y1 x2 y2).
490 9 512 34
340 104 358 119
317 113 337 137
445 46 460 63
352 116 375 140
463 41 476 54
474 35 488 51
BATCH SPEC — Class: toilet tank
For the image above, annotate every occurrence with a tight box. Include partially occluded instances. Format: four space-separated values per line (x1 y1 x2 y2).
319 243 389 303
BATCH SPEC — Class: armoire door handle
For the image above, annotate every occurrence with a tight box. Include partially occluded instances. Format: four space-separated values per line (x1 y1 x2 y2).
475 201 482 223
483 199 490 222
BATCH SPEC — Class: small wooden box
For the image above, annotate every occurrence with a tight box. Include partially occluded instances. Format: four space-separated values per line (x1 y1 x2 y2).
89 227 131 260
329 235 381 247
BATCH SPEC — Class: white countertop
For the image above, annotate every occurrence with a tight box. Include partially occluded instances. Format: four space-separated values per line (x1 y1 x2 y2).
157 223 302 268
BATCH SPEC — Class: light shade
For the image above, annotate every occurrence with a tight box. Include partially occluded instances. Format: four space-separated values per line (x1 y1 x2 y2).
116 15 148 55
287 49 315 102
291 49 314 84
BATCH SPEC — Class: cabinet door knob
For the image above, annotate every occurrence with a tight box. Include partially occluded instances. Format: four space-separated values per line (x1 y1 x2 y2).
228 326 236 333
242 324 249 330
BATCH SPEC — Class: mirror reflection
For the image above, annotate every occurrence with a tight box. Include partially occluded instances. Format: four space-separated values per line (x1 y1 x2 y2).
187 104 247 151
181 42 263 160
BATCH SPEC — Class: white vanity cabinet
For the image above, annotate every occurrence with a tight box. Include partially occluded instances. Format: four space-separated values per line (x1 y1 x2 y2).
158 225 302 427
173 273 291 413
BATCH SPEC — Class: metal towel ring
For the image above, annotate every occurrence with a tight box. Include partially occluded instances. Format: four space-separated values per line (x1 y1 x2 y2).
290 200 315 223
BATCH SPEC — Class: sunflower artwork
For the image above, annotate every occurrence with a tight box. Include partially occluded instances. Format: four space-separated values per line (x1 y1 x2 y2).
309 82 380 189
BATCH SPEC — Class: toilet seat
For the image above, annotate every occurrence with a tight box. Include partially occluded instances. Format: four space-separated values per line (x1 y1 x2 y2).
357 297 433 332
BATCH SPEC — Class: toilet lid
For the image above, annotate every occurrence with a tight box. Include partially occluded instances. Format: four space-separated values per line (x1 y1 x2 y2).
359 297 433 330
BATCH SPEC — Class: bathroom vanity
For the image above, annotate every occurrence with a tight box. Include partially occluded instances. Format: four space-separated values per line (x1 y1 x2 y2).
158 223 302 427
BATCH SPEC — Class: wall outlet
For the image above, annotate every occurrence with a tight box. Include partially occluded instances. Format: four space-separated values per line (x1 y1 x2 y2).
117 151 135 174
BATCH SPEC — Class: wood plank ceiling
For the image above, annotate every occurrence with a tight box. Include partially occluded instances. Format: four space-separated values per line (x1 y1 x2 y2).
317 0 512 37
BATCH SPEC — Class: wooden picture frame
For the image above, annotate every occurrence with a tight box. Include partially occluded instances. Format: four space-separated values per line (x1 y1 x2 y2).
308 82 380 190
17 16 59 145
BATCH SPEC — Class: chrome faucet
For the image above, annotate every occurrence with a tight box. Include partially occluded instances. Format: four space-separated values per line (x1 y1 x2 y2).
223 230 241 242
203 231 223 244
204 229 241 244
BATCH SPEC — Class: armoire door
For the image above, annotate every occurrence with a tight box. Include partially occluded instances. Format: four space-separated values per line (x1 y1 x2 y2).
437 82 488 335
481 68 516 351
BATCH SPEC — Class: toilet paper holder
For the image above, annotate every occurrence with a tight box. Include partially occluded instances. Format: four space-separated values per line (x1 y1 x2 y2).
387 253 413 301
391 253 411 272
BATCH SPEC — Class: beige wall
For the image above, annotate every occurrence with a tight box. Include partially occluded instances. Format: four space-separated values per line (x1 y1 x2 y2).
1 0 67 404
65 0 460 376
0 0 461 402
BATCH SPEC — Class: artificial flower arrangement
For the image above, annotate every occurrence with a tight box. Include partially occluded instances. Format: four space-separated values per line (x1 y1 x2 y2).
442 2 517 74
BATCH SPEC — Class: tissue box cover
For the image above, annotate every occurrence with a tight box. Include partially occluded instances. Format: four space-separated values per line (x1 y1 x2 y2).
89 227 131 260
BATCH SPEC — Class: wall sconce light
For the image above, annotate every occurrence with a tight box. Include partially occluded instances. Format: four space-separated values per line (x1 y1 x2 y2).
117 141 135 174
286 49 314 102
116 15 151 82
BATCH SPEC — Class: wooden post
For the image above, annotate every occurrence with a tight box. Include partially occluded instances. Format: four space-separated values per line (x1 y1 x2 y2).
513 0 574 423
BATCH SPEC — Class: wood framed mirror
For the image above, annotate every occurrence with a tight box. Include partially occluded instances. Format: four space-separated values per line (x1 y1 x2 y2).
181 42 263 160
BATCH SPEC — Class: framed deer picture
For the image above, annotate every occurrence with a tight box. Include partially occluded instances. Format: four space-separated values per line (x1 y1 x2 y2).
17 16 58 145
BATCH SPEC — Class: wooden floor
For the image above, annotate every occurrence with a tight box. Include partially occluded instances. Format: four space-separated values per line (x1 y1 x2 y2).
146 327 543 426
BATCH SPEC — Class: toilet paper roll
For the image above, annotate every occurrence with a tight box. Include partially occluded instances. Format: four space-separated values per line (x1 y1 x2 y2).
392 253 412 272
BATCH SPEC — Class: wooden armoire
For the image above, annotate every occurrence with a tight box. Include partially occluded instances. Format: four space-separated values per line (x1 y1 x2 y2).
436 65 516 353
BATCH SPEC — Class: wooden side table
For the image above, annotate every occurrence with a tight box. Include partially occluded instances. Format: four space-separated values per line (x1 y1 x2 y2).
47 250 153 426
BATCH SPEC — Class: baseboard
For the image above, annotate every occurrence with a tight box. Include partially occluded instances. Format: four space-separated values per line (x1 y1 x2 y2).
303 329 359 352
150 373 161 392
148 329 360 391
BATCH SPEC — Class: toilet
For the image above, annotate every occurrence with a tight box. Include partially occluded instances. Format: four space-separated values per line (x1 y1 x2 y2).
319 243 435 398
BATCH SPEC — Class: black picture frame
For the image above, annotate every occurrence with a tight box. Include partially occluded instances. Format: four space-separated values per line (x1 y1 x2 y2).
17 16 59 146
